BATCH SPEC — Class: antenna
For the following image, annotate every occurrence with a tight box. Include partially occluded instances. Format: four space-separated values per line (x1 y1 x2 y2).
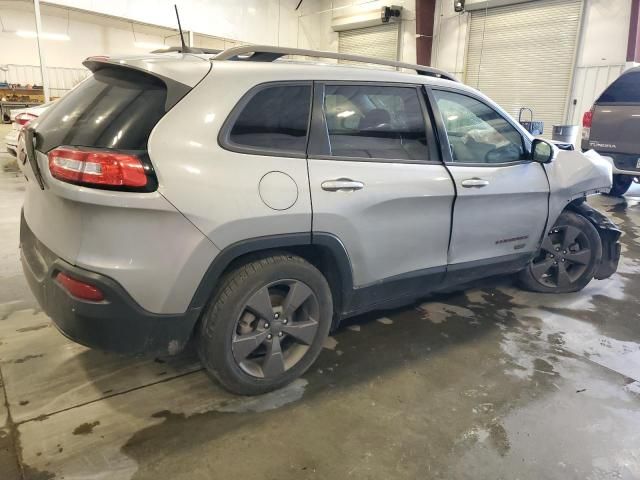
174 4 195 53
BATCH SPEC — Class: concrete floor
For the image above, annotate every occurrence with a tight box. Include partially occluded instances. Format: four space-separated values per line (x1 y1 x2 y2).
1 124 640 479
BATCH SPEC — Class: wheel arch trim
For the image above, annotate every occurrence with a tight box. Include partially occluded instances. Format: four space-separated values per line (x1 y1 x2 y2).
565 200 621 280
188 232 355 314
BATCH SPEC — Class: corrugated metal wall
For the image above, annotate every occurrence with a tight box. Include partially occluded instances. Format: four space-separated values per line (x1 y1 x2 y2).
338 23 400 66
465 0 583 133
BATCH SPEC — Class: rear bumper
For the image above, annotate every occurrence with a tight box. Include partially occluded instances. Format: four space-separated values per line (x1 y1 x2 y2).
20 212 200 355
590 152 640 176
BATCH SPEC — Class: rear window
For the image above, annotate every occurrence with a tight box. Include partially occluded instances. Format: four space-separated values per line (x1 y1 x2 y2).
224 84 312 155
598 71 640 104
35 67 167 153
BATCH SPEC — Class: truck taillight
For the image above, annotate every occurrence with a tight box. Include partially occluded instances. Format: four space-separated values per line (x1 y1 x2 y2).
582 107 594 141
48 146 151 190
15 113 38 126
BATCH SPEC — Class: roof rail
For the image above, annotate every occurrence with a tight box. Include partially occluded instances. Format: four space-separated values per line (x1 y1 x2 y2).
213 45 459 82
151 46 221 55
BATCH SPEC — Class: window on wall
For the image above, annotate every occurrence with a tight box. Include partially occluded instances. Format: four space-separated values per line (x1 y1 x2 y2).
228 84 311 154
323 84 430 161
433 90 525 164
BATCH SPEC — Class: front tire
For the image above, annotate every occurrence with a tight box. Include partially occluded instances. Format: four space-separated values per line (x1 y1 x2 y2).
197 253 333 395
607 175 633 197
519 211 602 293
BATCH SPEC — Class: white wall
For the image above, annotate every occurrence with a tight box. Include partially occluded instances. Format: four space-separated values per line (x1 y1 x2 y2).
0 0 334 70
0 0 340 93
1 1 417 69
432 0 469 77
577 0 631 66
40 0 417 62
40 0 311 47
0 7 179 69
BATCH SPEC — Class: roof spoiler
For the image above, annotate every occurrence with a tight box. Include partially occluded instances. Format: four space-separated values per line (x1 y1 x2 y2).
82 56 193 110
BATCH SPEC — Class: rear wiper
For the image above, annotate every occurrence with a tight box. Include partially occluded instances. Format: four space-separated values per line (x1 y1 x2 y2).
24 127 45 190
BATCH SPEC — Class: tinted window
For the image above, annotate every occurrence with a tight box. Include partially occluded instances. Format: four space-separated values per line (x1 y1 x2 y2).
324 85 429 160
228 85 311 154
35 67 167 153
598 71 640 103
433 90 525 164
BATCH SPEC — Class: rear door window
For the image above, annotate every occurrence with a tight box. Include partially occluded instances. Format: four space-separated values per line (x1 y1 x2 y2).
598 71 640 103
323 84 430 161
35 67 168 153
225 84 312 155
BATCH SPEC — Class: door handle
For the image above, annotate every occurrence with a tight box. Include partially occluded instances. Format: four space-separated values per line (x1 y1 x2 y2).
461 178 490 188
321 179 365 192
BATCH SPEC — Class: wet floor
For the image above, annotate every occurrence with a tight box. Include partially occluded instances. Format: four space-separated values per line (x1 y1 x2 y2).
1 142 640 479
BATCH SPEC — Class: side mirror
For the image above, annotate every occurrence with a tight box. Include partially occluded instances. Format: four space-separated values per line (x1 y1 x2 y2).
531 138 555 163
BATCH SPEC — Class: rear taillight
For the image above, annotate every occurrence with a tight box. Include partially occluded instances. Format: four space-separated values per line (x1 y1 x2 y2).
15 113 38 126
56 272 105 302
582 107 594 141
48 146 149 189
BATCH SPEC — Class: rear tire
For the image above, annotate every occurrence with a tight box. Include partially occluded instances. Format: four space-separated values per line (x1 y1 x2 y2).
519 211 602 293
197 253 333 395
607 174 633 197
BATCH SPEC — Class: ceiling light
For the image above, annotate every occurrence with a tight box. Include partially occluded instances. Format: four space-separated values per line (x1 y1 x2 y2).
134 42 169 50
16 30 70 41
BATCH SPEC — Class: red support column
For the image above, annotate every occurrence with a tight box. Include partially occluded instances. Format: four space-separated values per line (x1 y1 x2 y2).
628 0 640 63
416 0 437 66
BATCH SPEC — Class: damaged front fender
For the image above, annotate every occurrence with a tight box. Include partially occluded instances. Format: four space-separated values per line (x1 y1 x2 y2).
544 149 620 280
544 149 613 228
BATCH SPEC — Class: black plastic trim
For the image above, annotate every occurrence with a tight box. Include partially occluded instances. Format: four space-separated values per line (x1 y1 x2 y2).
445 252 533 285
188 233 313 310
82 60 194 111
567 201 622 280
24 126 45 190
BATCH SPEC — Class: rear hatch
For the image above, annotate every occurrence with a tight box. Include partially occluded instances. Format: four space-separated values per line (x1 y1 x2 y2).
586 69 640 159
20 54 211 267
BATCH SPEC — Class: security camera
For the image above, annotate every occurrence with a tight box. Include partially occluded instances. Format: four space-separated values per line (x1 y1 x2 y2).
381 6 402 23
454 0 465 12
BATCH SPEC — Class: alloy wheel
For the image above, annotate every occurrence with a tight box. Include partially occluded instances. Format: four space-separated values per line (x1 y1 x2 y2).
231 279 320 378
530 225 592 288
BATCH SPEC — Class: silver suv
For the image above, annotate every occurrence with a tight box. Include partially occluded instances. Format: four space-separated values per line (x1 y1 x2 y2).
18 46 621 395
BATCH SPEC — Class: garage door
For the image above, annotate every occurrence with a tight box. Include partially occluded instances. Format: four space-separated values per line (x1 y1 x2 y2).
465 0 583 133
338 23 399 63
